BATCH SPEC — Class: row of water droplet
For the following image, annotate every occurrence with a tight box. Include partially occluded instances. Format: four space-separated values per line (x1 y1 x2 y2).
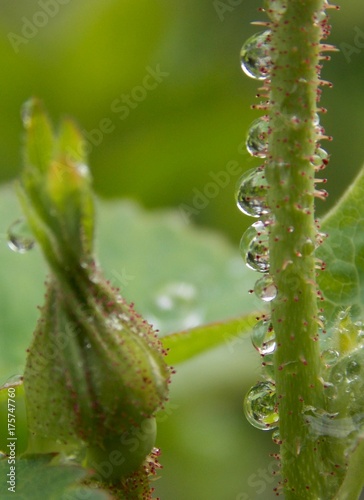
238 3 331 433
238 24 279 433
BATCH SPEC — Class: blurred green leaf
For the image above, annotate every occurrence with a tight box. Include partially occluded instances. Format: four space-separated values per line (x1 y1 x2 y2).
0 186 257 382
333 438 364 500
318 165 364 324
0 454 110 499
0 0 363 243
162 313 257 364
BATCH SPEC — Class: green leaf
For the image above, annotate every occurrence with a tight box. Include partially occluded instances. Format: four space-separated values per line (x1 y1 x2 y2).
318 165 364 324
22 98 54 174
162 313 257 365
0 187 257 380
0 455 110 499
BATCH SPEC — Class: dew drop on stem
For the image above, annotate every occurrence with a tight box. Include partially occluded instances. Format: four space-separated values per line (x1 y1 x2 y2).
244 381 279 431
235 168 270 218
246 116 270 158
240 221 270 273
252 319 276 355
240 31 272 81
7 218 35 254
311 147 329 170
254 275 277 302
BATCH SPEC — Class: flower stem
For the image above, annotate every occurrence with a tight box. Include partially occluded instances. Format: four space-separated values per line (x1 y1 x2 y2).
265 1 328 497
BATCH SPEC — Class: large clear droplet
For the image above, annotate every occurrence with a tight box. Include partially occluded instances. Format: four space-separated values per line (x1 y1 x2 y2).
263 0 287 22
254 275 277 302
235 168 270 218
240 221 270 273
7 219 35 254
240 31 272 80
252 319 276 355
244 381 279 430
246 117 270 158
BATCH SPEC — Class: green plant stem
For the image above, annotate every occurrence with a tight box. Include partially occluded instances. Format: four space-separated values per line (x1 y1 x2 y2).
265 1 326 497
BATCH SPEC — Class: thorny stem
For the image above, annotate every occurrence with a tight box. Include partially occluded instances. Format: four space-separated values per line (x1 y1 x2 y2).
264 0 334 497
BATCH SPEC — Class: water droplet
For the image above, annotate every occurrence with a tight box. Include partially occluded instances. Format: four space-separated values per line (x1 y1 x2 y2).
332 371 344 384
272 428 281 444
299 237 315 256
346 360 361 382
246 117 270 158
240 221 270 273
240 31 272 81
244 381 279 430
252 319 276 355
254 275 277 302
337 310 347 321
235 168 270 218
313 113 320 126
263 0 287 22
310 147 329 169
315 231 328 247
287 226 294 233
7 219 35 254
322 349 339 367
314 5 328 23
322 381 337 400
288 115 304 129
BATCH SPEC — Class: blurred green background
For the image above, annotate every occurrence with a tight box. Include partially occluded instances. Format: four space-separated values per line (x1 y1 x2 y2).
1 0 364 243
1 1 364 498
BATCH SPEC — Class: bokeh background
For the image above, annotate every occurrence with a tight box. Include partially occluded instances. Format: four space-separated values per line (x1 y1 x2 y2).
1 1 364 498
